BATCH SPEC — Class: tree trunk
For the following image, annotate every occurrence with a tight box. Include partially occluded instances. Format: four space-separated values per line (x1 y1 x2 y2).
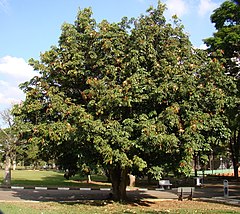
87 174 91 183
147 174 152 184
110 166 128 201
229 130 239 179
128 174 135 187
11 151 17 170
236 129 240 178
194 155 198 177
12 160 16 171
105 169 111 182
4 151 11 187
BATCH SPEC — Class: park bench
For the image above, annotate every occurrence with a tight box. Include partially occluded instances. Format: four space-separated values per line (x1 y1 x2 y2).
158 180 172 189
177 187 194 201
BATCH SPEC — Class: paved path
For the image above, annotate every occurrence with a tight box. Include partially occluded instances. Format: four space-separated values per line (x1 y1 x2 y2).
0 188 178 202
0 186 239 202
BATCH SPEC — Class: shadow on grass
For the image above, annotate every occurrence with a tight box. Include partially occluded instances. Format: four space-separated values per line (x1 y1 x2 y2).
61 199 156 207
53 193 160 208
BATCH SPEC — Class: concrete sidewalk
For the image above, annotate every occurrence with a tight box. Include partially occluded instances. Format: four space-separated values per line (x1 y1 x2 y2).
1 175 240 205
0 185 239 205
0 188 178 202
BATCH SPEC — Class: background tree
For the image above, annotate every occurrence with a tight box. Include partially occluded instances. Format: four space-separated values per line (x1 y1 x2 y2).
0 109 18 186
204 0 240 178
14 2 232 201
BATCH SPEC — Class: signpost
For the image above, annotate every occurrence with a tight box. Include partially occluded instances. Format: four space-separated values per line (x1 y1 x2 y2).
223 180 229 198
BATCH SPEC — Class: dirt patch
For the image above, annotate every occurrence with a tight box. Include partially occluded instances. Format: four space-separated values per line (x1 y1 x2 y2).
2 200 240 213
131 200 240 212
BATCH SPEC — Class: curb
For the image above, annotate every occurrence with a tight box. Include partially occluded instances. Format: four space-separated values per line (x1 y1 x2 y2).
9 186 111 191
1 186 167 191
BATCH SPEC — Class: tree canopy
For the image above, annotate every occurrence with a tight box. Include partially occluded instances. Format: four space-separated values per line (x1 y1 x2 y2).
204 0 240 178
204 0 240 78
14 2 233 200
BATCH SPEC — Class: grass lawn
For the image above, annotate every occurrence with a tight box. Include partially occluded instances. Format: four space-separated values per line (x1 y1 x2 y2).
0 200 240 214
0 169 111 188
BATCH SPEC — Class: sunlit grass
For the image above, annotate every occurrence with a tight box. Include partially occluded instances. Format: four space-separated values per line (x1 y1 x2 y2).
0 169 110 188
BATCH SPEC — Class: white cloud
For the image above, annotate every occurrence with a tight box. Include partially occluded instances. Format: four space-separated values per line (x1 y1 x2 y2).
0 80 23 106
198 0 218 17
0 56 36 82
165 0 188 17
0 55 37 109
198 43 208 50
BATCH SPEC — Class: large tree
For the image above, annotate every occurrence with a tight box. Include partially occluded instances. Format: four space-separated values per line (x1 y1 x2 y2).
14 2 232 200
204 0 240 178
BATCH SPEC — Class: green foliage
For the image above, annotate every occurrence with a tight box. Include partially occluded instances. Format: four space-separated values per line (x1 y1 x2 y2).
0 109 26 167
147 166 163 181
13 1 234 199
204 0 240 178
204 0 240 78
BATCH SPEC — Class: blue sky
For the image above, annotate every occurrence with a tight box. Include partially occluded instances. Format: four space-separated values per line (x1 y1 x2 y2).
0 0 224 117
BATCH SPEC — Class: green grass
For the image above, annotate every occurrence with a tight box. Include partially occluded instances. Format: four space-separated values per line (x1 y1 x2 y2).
0 169 110 188
0 201 240 214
